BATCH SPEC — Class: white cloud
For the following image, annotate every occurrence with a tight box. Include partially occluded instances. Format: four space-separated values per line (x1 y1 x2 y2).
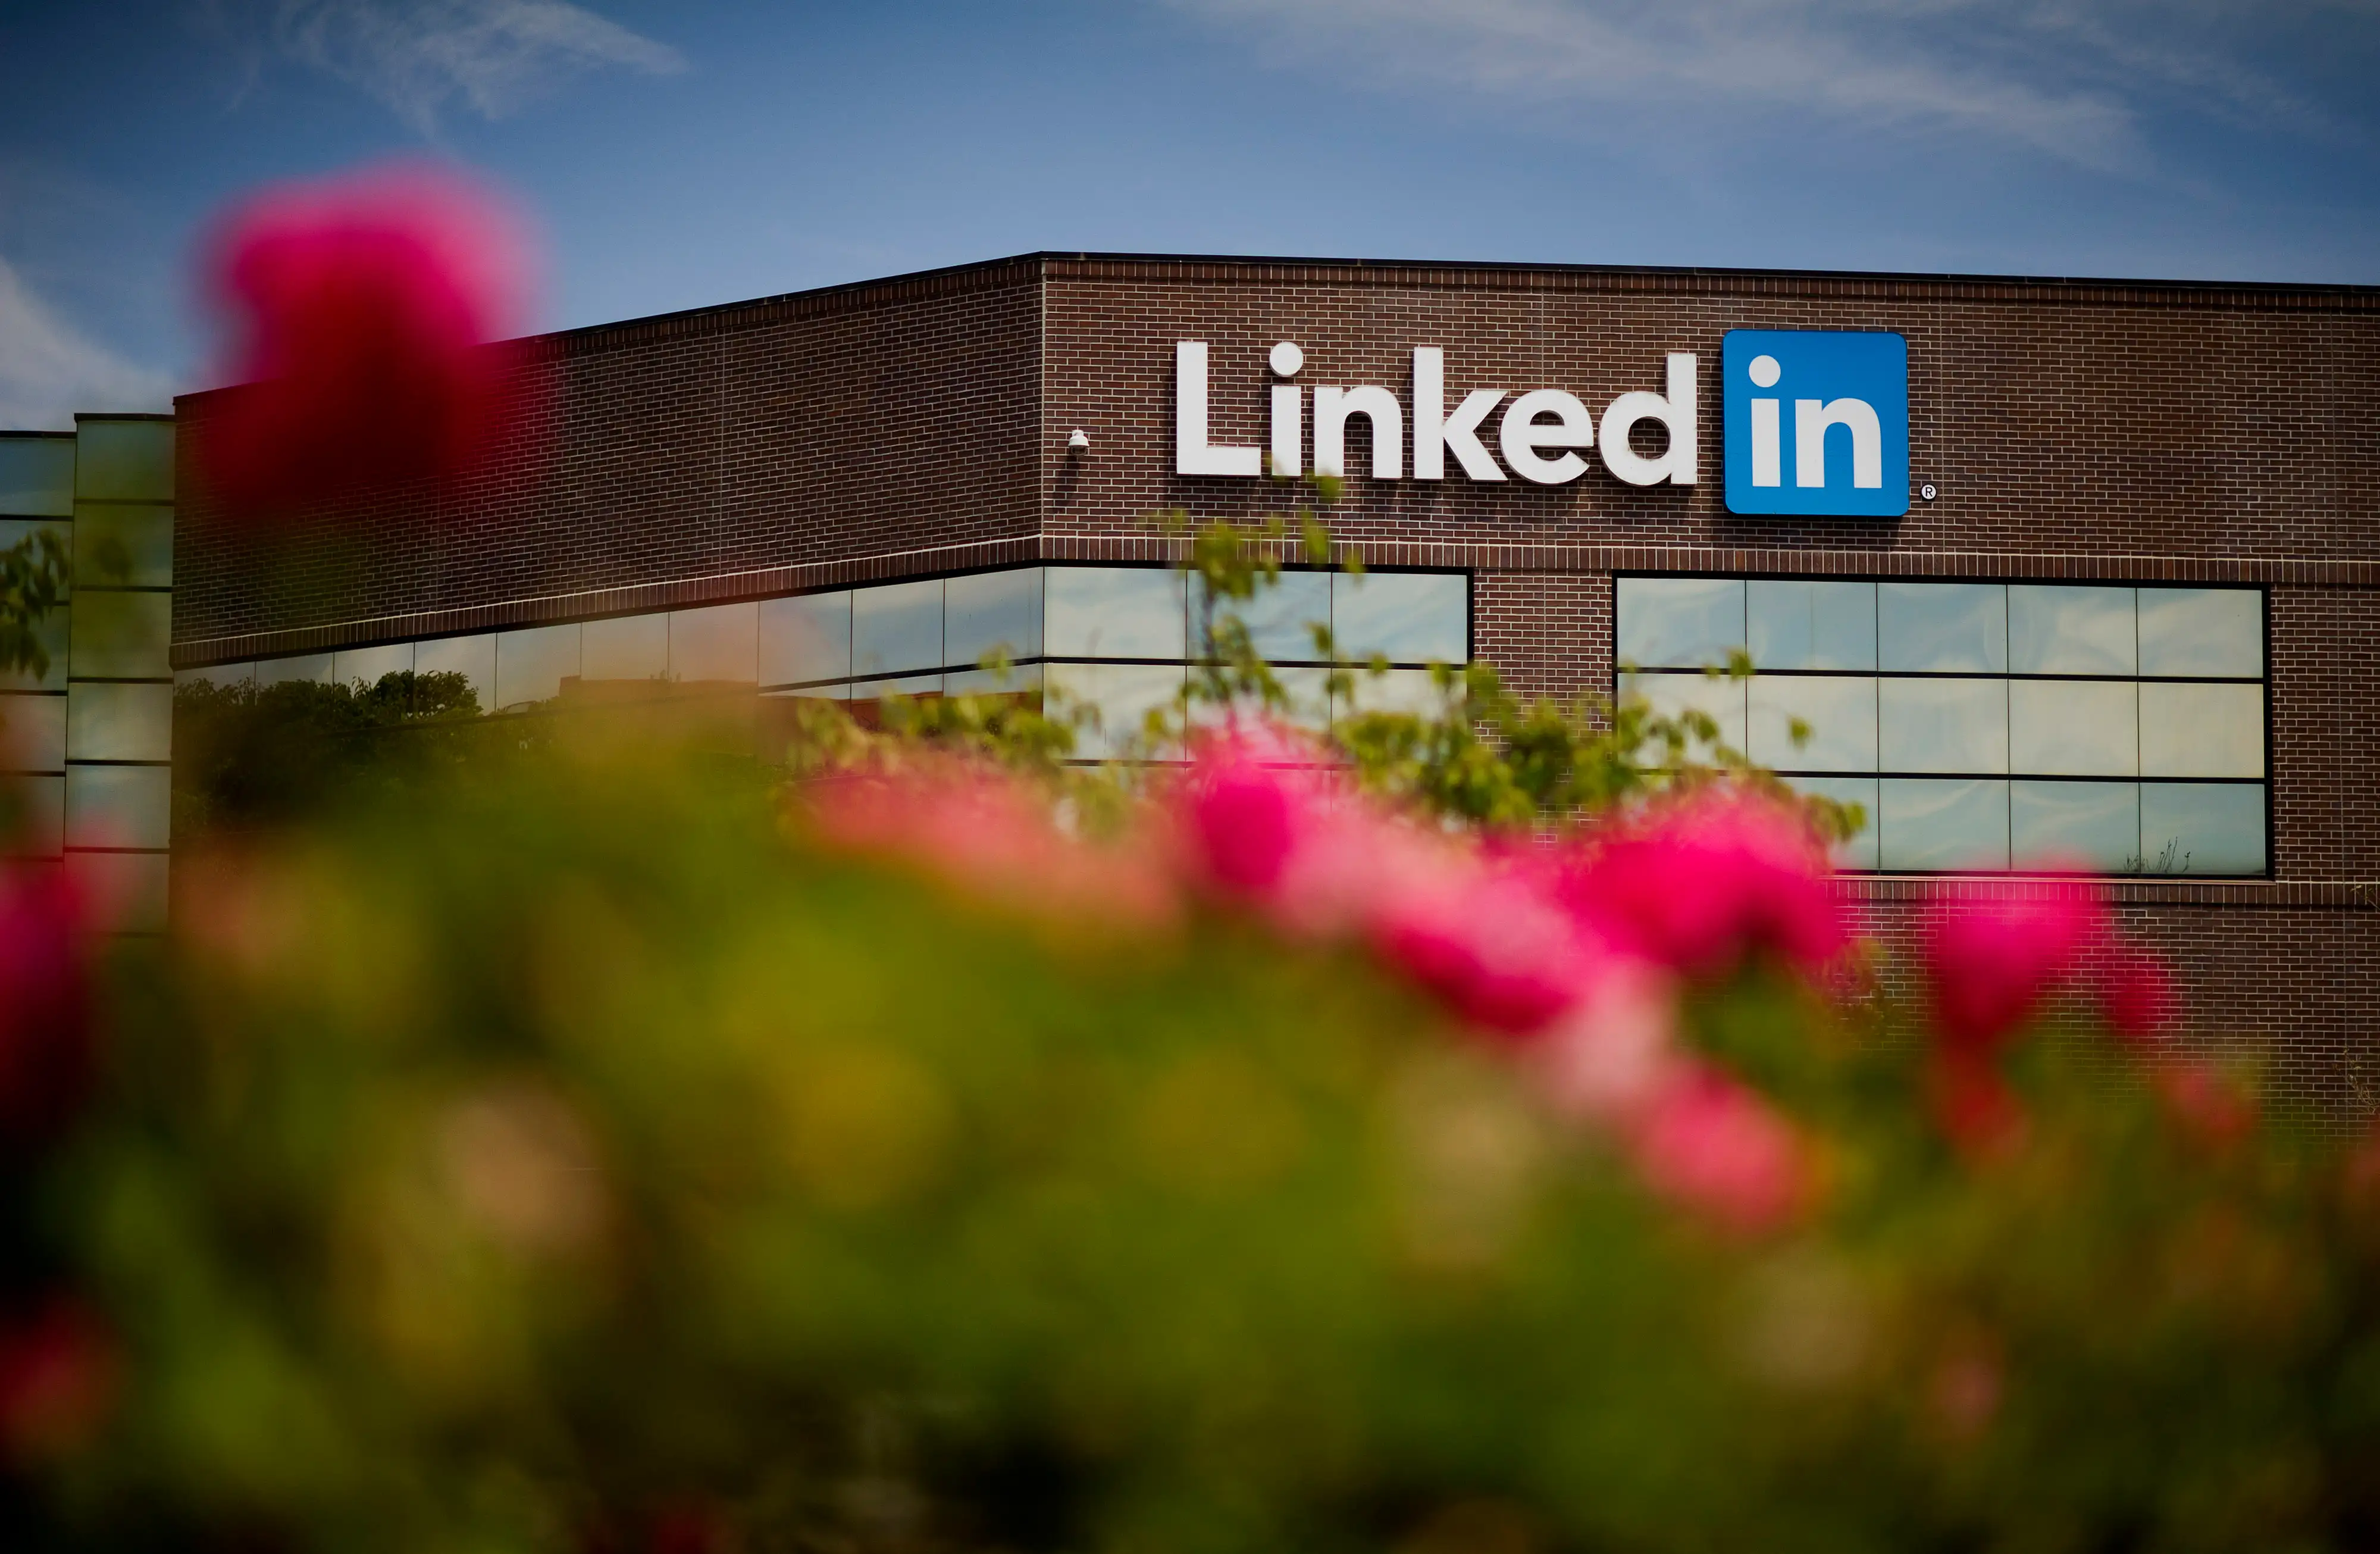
272 0 688 132
0 259 176 432
1167 0 2348 174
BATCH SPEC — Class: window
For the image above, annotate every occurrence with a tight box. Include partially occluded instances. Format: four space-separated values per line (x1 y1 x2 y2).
1617 577 2267 876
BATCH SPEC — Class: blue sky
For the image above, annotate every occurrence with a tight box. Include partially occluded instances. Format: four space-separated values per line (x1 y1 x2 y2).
4 0 2377 427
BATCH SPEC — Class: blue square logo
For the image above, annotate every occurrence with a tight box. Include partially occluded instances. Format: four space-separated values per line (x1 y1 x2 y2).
1723 330 1909 517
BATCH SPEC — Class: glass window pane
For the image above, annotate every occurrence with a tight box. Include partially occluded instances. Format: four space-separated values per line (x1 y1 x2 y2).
1624 671 1746 759
2140 682 2263 778
5 775 64 857
2012 781 2141 874
333 643 415 687
2138 589 2261 678
1333 572 1467 664
67 763 170 850
2009 585 2135 674
256 654 333 687
1195 570 1332 664
760 592 850 686
494 624 581 709
1879 583 2006 673
415 635 494 714
1 695 66 772
1785 774 1877 872
1185 665 1330 731
1616 577 1743 669
1748 675 1876 772
71 420 173 502
73 504 172 589
1045 568 1186 660
0 438 76 517
1337 666 1452 720
0 601 68 693
1878 678 2007 773
853 580 943 677
1879 778 2009 871
177 663 253 689
1748 580 1875 670
68 590 171 678
946 569 1043 669
848 673 943 704
68 681 171 762
2009 680 2137 776
65 851 170 934
1045 662 1185 759
581 615 668 682
671 603 757 684
2141 784 2265 876
944 663 1041 699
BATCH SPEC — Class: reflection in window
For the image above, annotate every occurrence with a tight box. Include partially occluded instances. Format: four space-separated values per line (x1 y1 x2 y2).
258 654 334 687
946 570 1042 669
2139 589 2261 678
334 643 416 686
2008 680 2137 776
2140 683 2263 778
853 580 942 678
1045 569 1186 660
581 615 669 683
494 624 580 709
1195 570 1330 663
0 439 75 517
67 682 171 763
760 592 850 686
1748 675 1875 772
2012 781 2140 873
1339 667 1451 719
67 763 171 850
1045 663 1185 759
2142 784 2265 876
2009 585 2135 674
672 603 758 684
1749 580 1875 670
1786 775 1878 872
1880 583 2006 673
416 636 495 712
1880 778 2010 871
1617 577 1742 668
1878 678 2007 774
1 695 65 772
1627 671 1746 756
1332 572 1467 664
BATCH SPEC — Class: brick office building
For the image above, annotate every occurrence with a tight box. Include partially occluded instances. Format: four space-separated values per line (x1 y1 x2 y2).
170 253 2380 1119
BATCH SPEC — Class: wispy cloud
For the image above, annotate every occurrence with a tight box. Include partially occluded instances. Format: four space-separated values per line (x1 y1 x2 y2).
270 0 687 132
0 259 176 431
1167 0 2354 174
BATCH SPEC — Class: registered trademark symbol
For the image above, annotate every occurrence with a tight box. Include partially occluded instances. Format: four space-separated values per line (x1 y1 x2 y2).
1919 483 1938 501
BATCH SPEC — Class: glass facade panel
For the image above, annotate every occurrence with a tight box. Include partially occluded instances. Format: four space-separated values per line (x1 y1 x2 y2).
1332 572 1467 664
1616 577 1743 669
1 695 65 771
71 420 173 502
5 775 64 857
852 580 942 677
1880 778 2010 871
2012 781 2141 873
1045 663 1185 759
944 664 1041 698
1749 580 1876 670
1627 671 1747 757
848 674 943 703
2139 682 2263 778
1786 775 1878 872
68 590 171 678
1338 667 1450 719
760 592 850 686
0 604 68 693
1878 678 2008 773
2008 679 2137 776
671 602 758 684
73 504 173 588
1045 568 1185 660
2138 589 2261 678
67 763 171 849
0 438 75 517
494 624 581 709
581 615 669 682
333 643 416 687
67 851 169 934
257 654 333 686
2008 584 2135 674
1195 569 1331 663
415 636 494 713
1748 675 1876 772
177 663 253 688
945 569 1042 669
2141 783 2265 876
68 682 172 762
1879 583 2006 673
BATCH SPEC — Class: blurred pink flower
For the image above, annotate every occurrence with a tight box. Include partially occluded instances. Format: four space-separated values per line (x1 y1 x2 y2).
1372 858 1601 1039
1533 956 1683 1125
0 1297 114 1462
2101 946 2179 1046
0 866 93 1145
198 161 538 519
1561 789 1843 981
2154 1061 2257 1150
1627 1064 1813 1234
1924 893 2109 1056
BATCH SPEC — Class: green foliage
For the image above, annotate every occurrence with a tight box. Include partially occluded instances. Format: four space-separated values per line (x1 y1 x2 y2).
0 528 70 681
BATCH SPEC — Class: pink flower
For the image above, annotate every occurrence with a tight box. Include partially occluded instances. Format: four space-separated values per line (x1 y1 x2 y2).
1627 1064 1813 1234
1533 957 1684 1125
0 1297 114 1462
1371 859 1601 1039
198 161 538 520
1561 789 1843 981
1924 893 2109 1056
0 867 93 1145
2154 1061 2256 1150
